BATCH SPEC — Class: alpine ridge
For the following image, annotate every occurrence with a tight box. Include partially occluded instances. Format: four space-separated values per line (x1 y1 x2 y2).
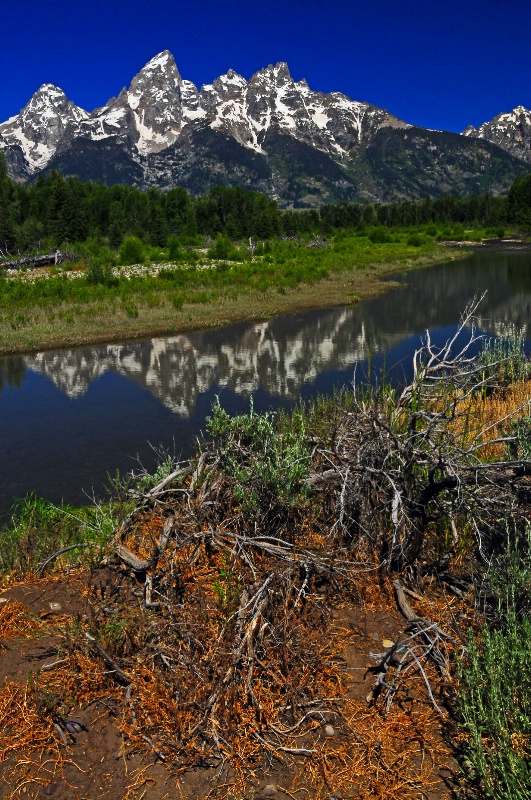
0 51 528 205
463 105 531 166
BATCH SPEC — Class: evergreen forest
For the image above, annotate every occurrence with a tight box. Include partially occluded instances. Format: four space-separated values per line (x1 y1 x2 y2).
1 153 530 256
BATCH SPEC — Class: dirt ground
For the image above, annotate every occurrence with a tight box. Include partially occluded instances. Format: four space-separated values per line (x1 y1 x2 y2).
0 568 467 800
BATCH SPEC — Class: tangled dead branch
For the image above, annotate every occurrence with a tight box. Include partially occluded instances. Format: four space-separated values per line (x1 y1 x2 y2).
3 301 531 796
308 297 531 566
366 581 461 715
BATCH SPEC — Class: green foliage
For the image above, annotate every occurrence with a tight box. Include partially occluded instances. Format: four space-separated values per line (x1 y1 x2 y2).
212 556 241 619
368 226 393 244
479 331 531 385
171 291 185 310
133 454 180 494
508 174 531 229
406 233 426 247
206 399 312 529
167 236 183 261
485 226 506 239
457 526 531 798
119 235 146 265
207 233 239 260
504 416 531 461
86 258 118 286
0 493 108 576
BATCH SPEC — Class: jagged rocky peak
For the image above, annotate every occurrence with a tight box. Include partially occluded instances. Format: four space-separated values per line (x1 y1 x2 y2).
200 68 247 110
127 50 182 104
463 105 531 164
18 83 82 116
124 50 187 153
80 50 201 154
250 62 293 85
212 69 248 96
0 83 87 171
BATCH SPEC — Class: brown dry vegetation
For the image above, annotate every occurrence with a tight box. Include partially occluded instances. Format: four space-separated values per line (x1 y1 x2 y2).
1 324 530 800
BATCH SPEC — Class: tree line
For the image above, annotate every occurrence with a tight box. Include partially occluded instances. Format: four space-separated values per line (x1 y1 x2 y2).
1 153 530 254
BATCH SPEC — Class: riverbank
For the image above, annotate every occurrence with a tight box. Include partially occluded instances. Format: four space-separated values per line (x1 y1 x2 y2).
0 243 464 357
2 345 530 799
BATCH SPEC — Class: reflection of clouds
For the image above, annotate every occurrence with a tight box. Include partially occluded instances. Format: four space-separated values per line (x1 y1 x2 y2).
24 309 384 417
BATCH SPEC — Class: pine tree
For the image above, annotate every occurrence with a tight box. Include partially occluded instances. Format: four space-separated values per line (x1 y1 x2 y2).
0 153 16 253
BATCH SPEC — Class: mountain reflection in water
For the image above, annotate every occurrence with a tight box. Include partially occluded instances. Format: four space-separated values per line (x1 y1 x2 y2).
1 249 530 516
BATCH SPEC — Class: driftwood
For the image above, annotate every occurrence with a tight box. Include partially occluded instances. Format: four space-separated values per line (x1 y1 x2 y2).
366 580 459 715
0 249 75 271
114 544 150 573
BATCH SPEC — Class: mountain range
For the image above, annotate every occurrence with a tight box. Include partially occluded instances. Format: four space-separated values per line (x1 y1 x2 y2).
1 51 529 206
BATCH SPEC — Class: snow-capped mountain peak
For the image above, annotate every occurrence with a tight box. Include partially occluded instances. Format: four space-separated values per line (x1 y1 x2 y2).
0 83 88 172
0 51 411 173
124 50 185 153
463 105 531 165
0 50 526 203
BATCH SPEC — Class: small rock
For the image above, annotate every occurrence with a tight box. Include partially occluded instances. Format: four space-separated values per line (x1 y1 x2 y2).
262 785 278 797
324 724 336 737
382 638 394 648
42 785 60 796
64 717 88 734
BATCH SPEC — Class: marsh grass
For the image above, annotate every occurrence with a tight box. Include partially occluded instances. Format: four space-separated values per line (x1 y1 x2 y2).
0 233 455 356
0 493 115 577
458 526 531 799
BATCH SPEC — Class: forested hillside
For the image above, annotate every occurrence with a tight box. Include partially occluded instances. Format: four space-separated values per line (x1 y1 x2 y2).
1 154 530 255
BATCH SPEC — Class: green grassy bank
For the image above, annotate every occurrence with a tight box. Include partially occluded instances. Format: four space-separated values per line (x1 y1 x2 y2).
0 230 465 356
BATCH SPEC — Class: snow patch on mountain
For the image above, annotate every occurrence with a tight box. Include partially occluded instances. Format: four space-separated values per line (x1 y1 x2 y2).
463 105 531 165
0 50 412 180
0 83 88 171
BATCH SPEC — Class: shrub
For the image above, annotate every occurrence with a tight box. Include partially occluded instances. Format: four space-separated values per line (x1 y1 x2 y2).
406 233 425 247
368 226 393 244
86 258 118 286
119 236 146 266
167 236 183 261
457 527 531 799
171 292 185 310
206 399 312 530
207 233 238 261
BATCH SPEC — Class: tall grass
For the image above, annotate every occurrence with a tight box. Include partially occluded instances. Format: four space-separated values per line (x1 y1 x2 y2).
0 493 115 576
457 526 531 799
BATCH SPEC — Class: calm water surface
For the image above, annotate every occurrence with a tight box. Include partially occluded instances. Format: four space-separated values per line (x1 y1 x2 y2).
1 249 531 518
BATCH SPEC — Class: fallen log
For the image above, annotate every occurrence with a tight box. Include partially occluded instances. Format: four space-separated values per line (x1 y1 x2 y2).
0 249 75 271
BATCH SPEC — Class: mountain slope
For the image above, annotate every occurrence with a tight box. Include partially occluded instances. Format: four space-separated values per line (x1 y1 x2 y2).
463 106 531 166
0 52 528 204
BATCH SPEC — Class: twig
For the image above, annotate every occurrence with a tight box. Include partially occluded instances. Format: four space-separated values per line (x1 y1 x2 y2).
85 633 131 686
37 542 99 575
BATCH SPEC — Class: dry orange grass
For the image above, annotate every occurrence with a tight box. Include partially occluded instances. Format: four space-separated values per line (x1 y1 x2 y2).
0 601 45 639
0 680 71 799
0 583 459 800
452 380 531 459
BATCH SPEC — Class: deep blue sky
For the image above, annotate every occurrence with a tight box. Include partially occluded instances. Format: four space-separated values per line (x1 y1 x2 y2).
1 0 529 132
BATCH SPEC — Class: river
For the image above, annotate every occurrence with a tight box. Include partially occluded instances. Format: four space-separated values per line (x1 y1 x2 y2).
1 248 530 519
